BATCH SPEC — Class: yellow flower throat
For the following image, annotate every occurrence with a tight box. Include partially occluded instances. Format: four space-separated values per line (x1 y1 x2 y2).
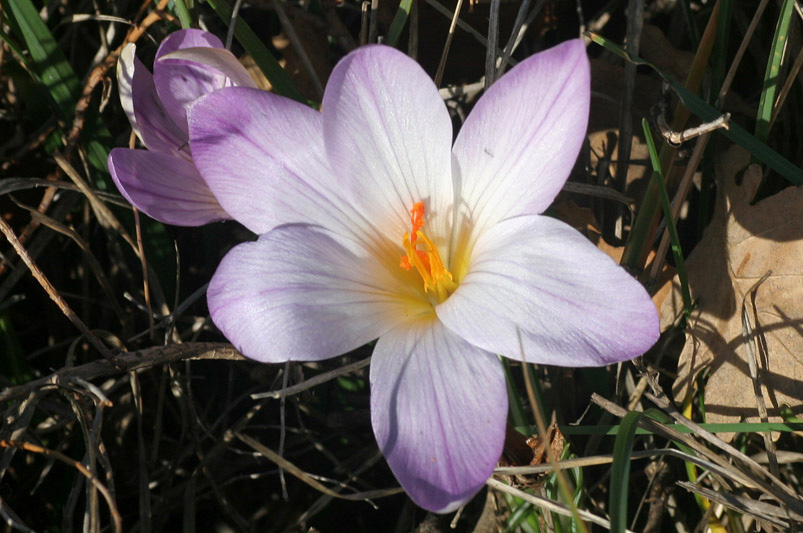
399 202 457 303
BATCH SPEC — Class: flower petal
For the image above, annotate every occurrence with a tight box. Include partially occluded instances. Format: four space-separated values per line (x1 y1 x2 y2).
370 318 507 513
189 87 350 235
207 225 420 363
117 44 142 141
159 47 258 89
451 39 590 243
153 29 227 133
108 148 229 226
322 45 454 245
438 215 659 366
118 43 187 154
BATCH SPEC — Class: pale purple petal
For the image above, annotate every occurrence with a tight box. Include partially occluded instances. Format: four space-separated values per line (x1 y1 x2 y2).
371 319 507 513
451 39 590 244
118 44 187 154
438 215 659 366
153 29 226 133
117 44 142 141
159 47 257 89
322 45 454 245
189 87 346 235
108 148 229 226
207 225 419 363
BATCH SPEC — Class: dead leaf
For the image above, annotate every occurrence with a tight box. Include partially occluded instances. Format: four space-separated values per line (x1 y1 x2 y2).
587 128 652 199
589 60 662 133
244 12 334 101
662 145 803 431
499 422 565 489
554 198 624 263
639 24 694 84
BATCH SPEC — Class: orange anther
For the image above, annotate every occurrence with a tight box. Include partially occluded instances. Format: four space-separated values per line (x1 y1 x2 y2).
409 202 425 244
399 202 455 302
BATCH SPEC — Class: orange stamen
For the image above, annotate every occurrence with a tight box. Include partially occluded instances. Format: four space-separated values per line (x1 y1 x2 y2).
399 202 457 302
400 202 427 270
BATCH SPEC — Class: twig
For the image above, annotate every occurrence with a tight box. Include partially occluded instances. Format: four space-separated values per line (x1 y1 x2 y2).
408 0 418 58
271 0 323 96
740 271 779 476
717 0 770 106
0 343 244 403
647 131 712 283
654 97 731 146
14 202 127 326
678 482 803 527
64 0 172 155
359 1 369 45
368 0 379 43
616 0 645 191
53 152 137 252
638 391 803 514
484 0 500 88
0 440 122 533
495 0 542 78
132 208 155 342
516 329 588 533
433 0 465 87
770 43 803 128
496 447 748 485
425 0 512 72
251 357 371 399
0 495 34 532
487 478 634 532
226 0 244 49
236 432 403 501
0 217 114 361
278 361 290 500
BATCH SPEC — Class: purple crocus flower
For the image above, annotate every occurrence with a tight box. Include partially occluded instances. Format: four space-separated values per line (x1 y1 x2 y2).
108 29 256 225
185 40 659 512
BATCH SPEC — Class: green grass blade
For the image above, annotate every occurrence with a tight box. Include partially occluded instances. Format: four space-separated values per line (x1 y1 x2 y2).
206 0 305 103
2 0 113 183
754 0 794 142
642 118 693 322
174 0 194 29
386 0 413 47
609 411 643 533
588 32 803 185
2 0 81 119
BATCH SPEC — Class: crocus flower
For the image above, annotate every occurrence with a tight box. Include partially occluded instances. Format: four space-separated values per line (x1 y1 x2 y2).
186 40 659 512
108 29 257 225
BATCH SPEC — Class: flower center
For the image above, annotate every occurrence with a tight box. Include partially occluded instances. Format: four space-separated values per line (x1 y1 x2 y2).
399 201 457 303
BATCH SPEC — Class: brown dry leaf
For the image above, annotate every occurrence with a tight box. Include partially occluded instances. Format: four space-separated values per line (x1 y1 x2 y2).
662 146 803 429
243 15 333 101
587 129 652 197
639 24 694 83
553 199 624 263
589 61 662 132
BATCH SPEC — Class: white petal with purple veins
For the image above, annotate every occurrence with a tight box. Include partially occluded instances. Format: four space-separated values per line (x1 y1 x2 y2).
370 318 507 513
207 225 425 363
322 45 454 247
438 214 659 366
190 87 349 235
451 39 590 259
